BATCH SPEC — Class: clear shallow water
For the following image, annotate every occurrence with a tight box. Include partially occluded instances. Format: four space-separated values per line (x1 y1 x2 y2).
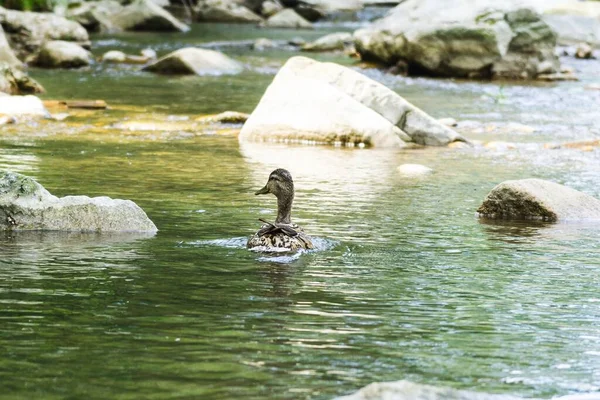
1 23 600 400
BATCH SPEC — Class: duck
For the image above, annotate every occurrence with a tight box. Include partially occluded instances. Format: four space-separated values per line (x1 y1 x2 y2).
247 168 314 251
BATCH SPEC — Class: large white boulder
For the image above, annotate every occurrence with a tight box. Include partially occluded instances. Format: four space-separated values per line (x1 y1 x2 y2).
112 0 190 32
66 0 123 33
0 170 157 232
239 56 466 147
478 179 600 221
261 9 313 29
0 95 49 117
142 47 243 75
195 0 263 23
354 0 560 79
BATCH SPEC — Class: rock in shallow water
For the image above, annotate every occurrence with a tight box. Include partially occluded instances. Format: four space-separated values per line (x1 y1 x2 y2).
397 164 432 177
142 47 243 75
35 40 93 69
261 9 313 29
0 95 49 117
353 0 560 79
239 56 467 147
478 178 600 222
334 380 526 400
0 170 157 232
112 0 189 32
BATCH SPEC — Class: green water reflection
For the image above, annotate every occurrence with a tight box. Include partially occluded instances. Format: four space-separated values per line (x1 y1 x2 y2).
2 22 600 400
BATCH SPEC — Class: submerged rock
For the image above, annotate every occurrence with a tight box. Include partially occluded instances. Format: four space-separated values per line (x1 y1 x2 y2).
0 65 45 95
354 1 560 79
301 32 353 52
335 380 525 400
239 56 467 147
112 0 189 32
478 179 600 222
195 0 263 23
0 95 49 117
0 170 157 232
397 164 432 177
0 6 90 63
142 47 243 75
35 40 93 68
197 111 249 123
261 9 313 29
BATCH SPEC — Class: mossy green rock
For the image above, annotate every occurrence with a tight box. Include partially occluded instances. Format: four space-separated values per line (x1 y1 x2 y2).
353 0 559 79
0 170 157 232
478 179 600 222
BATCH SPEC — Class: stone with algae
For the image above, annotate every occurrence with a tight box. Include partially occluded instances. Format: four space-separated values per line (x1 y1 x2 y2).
0 170 157 232
477 178 600 222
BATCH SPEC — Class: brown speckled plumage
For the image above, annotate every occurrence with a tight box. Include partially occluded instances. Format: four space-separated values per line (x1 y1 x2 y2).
247 169 314 252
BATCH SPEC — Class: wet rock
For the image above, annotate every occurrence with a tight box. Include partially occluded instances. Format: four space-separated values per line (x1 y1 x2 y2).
112 0 190 32
142 47 243 75
0 65 44 95
0 6 90 63
253 38 277 50
141 48 157 59
301 32 353 52
335 380 525 400
261 0 283 17
295 0 363 22
261 9 313 29
0 95 49 117
197 111 249 123
239 56 467 147
102 50 127 63
478 179 600 222
536 72 578 81
0 25 22 68
545 139 600 151
354 1 560 80
195 0 263 23
575 43 594 59
0 170 157 232
397 164 432 177
102 49 156 64
35 40 93 69
66 0 122 33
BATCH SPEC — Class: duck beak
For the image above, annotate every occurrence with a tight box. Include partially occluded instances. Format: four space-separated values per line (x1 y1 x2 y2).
255 184 270 195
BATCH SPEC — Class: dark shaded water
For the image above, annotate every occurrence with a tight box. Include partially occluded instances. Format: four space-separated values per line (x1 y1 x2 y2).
1 23 600 400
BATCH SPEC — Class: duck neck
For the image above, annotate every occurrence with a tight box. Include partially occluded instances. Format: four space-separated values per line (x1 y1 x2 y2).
275 191 293 224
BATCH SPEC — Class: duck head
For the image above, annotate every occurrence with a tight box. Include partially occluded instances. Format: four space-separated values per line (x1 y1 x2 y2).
255 168 294 224
255 168 294 197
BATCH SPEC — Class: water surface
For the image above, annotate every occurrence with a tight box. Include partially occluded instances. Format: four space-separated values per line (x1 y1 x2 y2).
1 22 600 400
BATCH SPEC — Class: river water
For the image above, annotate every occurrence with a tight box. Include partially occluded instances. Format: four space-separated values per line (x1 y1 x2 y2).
1 23 600 400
